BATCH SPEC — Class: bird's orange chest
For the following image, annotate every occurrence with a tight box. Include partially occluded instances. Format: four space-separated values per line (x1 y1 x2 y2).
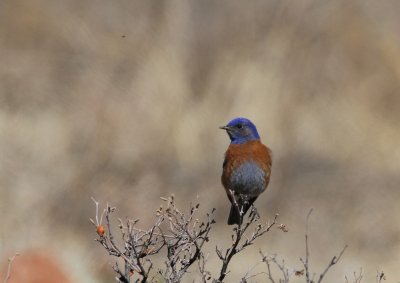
221 140 272 188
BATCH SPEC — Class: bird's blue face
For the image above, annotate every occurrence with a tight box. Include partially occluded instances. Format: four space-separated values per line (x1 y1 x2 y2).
220 117 260 144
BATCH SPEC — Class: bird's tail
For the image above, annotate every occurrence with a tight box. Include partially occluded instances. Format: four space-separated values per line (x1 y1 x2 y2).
227 204 241 225
227 197 257 225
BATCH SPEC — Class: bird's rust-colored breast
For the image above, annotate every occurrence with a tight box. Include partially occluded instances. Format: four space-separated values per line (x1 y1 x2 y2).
221 140 272 192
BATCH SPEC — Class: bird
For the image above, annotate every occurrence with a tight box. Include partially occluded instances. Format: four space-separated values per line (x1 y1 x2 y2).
220 117 272 225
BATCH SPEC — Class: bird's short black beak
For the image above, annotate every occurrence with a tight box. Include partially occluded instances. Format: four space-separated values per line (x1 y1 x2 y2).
219 125 230 131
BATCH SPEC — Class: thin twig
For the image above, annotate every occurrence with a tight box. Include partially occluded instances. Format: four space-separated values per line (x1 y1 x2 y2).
216 213 278 282
300 209 348 283
376 270 385 283
240 261 263 282
2 253 20 283
317 245 347 283
300 208 313 283
345 268 363 283
260 251 290 283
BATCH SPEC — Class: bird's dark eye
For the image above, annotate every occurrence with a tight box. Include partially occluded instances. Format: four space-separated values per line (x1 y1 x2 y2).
237 124 243 129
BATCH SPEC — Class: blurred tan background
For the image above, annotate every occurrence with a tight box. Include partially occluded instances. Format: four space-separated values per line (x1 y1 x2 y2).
1 0 400 282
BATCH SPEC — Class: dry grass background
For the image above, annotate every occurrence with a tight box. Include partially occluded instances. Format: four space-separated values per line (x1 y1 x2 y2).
1 0 400 282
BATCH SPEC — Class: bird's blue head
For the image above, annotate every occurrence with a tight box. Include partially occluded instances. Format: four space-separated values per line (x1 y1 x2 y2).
220 117 260 144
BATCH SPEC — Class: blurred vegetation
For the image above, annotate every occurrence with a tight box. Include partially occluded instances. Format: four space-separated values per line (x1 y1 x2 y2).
1 0 400 282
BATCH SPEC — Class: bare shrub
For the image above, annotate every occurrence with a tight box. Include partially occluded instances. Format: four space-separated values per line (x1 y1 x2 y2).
90 196 282 282
90 197 376 283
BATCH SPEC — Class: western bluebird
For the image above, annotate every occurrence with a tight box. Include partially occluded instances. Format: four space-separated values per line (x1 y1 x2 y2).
220 117 272 225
